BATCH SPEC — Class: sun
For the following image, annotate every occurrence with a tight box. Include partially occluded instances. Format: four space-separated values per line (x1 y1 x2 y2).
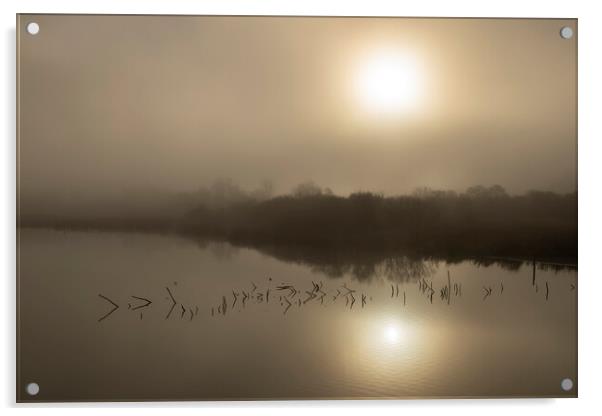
354 49 423 116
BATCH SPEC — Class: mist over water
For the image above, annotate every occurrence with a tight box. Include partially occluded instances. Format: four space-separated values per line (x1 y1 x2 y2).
17 15 577 401
18 229 576 400
20 181 578 266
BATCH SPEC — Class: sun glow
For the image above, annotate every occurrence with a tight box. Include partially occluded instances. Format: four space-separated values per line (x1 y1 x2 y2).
354 49 423 117
384 324 401 344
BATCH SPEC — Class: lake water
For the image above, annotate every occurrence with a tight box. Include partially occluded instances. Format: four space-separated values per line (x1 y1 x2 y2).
17 228 577 401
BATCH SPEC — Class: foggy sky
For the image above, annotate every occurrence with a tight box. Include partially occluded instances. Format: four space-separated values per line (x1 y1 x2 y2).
18 15 577 201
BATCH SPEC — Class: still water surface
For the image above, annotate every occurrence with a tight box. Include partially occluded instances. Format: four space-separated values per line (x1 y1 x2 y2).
18 228 577 401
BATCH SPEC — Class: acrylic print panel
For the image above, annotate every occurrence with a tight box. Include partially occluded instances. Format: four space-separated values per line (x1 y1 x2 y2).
16 15 577 401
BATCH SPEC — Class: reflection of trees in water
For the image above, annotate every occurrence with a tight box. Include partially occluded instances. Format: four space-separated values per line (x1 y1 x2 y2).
191 237 438 281
191 236 575 282
378 256 439 282
305 254 439 282
467 257 576 273
208 241 240 261
193 239 240 260
250 244 440 281
469 258 523 271
301 253 573 281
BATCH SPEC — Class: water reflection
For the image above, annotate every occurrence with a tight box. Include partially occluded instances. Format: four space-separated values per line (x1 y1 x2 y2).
384 323 402 344
189 236 576 282
94 254 573 323
18 229 578 400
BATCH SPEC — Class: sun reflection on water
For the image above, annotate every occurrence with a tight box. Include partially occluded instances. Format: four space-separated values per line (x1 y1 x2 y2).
384 324 401 344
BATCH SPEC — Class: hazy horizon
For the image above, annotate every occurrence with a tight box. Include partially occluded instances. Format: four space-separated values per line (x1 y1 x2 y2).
19 16 577 207
17 16 578 402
